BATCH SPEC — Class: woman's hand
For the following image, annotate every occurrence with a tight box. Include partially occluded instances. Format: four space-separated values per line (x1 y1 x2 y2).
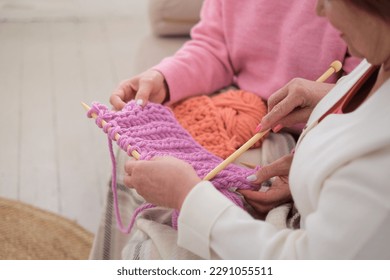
239 154 293 215
259 78 334 132
110 70 169 110
123 156 201 210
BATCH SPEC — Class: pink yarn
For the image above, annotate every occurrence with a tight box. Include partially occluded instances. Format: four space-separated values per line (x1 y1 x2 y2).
88 101 258 234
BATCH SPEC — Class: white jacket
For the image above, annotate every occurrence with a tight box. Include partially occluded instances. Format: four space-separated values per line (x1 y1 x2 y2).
177 60 390 259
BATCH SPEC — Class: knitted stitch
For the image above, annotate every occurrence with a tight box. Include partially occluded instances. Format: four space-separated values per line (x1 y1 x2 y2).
88 101 259 234
172 90 267 159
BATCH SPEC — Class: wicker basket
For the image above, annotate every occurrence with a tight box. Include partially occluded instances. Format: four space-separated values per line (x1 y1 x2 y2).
0 197 93 260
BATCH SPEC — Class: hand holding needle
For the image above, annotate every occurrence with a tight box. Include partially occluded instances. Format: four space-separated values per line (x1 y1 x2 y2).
81 102 141 160
202 60 342 181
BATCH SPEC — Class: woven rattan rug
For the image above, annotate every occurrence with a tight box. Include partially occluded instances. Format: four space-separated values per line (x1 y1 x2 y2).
0 197 93 260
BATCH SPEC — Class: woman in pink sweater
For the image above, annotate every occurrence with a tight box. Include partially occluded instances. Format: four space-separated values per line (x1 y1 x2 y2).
110 0 360 109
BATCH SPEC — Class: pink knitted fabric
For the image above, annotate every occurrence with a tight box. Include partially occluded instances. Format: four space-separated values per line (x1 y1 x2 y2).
87 101 258 233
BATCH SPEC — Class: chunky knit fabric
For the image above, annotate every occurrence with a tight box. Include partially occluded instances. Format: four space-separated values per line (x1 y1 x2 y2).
172 90 267 159
87 101 258 233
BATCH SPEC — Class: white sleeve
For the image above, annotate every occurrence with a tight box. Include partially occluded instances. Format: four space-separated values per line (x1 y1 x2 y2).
177 181 299 259
177 148 390 259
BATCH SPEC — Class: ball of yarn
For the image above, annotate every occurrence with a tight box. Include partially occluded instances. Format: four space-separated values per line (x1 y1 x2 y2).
172 90 267 159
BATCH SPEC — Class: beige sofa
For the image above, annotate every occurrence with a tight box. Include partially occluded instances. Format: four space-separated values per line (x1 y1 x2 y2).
134 0 203 73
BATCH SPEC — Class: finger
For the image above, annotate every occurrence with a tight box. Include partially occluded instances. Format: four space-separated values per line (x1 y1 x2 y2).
254 165 280 183
239 190 280 214
117 79 138 100
273 107 312 129
240 184 291 205
255 156 292 182
118 78 136 93
110 79 137 109
134 78 154 107
239 189 268 203
123 174 133 189
124 159 138 176
261 93 305 131
267 86 289 112
246 166 276 185
109 94 126 111
269 155 293 175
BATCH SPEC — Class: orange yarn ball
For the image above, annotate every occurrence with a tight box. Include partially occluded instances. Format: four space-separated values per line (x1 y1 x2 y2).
172 90 267 159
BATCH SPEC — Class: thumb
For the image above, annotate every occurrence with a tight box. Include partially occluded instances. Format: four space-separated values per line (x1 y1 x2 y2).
248 154 292 184
255 164 280 183
245 164 277 185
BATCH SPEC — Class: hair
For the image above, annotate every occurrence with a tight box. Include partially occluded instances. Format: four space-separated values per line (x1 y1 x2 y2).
348 0 390 22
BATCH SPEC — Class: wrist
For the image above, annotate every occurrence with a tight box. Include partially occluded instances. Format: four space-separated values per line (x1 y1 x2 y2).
177 179 201 210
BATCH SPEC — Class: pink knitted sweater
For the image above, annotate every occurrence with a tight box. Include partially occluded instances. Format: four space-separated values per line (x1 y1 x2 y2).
88 101 258 233
154 0 361 104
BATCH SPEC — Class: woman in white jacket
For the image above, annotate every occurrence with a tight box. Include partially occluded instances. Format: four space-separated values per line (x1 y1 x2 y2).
124 0 390 259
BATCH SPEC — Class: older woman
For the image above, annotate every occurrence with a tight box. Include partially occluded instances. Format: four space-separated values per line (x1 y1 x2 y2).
124 0 390 259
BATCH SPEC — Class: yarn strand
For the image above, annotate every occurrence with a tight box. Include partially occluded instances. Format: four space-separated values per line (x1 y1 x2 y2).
108 136 154 234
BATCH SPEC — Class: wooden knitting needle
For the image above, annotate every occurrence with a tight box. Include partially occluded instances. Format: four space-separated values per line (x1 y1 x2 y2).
316 60 342 83
203 60 342 181
240 161 257 169
81 102 141 160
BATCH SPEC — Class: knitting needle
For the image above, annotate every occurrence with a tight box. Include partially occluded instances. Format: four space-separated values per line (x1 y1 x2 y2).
81 102 141 160
203 130 269 180
203 60 342 181
240 162 257 169
316 60 342 83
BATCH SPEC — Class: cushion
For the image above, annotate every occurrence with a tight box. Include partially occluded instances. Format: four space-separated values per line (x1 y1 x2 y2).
148 0 203 36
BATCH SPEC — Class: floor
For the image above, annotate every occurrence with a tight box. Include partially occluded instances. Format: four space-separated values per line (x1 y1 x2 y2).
0 0 151 233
